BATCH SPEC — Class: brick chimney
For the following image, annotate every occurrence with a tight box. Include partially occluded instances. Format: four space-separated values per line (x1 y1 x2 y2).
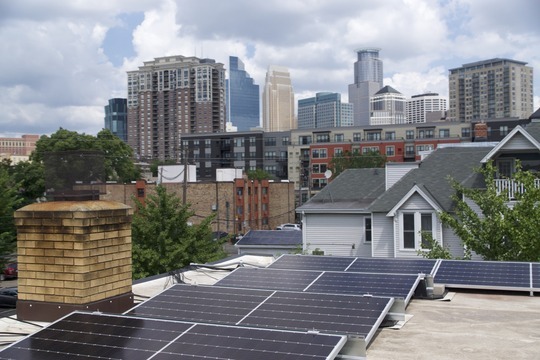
15 201 134 322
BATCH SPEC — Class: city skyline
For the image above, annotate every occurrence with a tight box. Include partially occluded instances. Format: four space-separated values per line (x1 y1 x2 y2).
1 0 539 137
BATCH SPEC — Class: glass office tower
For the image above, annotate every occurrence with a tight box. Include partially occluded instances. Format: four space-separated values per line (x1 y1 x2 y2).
226 56 260 131
104 98 128 142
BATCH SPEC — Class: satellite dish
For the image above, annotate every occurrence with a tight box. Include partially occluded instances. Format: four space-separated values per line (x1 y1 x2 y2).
324 170 333 179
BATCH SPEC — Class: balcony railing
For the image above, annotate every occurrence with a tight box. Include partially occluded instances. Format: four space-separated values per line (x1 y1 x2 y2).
494 179 540 200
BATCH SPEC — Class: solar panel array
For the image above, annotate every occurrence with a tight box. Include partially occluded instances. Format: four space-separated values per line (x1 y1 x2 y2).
130 284 394 341
433 260 534 291
269 254 438 275
0 312 346 360
533 263 540 290
215 267 421 303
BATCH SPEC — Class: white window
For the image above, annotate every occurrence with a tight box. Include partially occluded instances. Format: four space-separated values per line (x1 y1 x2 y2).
364 217 372 243
400 212 436 250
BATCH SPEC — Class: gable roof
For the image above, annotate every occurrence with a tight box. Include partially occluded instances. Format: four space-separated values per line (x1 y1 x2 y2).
297 168 385 213
481 123 540 163
386 184 443 216
235 230 302 247
369 145 494 213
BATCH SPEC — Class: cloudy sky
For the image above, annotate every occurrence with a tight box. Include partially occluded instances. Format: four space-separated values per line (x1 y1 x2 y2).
1 0 539 137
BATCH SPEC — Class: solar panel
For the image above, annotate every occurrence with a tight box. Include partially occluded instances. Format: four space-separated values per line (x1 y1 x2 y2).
533 263 540 290
215 267 321 291
0 312 347 360
269 254 355 271
434 260 532 291
305 272 421 303
130 284 393 343
216 268 420 305
129 284 274 324
345 258 437 275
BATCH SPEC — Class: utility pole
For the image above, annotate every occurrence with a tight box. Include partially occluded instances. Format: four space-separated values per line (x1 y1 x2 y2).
182 145 188 205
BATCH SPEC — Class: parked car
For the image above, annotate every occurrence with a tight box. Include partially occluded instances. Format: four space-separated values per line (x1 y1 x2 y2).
276 223 302 231
3 263 17 280
0 287 17 308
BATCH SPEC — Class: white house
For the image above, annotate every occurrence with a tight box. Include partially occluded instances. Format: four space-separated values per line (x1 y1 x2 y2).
298 118 540 258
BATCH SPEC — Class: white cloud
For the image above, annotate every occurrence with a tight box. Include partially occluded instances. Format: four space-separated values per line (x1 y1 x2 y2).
1 0 539 137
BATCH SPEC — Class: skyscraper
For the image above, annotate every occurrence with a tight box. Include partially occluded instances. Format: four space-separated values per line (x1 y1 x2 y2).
448 58 534 122
406 93 447 123
127 55 226 162
226 56 260 131
104 98 128 142
262 65 295 132
348 48 384 126
369 86 407 126
297 92 353 129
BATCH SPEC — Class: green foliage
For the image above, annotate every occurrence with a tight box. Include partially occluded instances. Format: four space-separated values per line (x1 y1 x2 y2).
246 168 271 180
150 159 177 177
440 161 540 262
330 150 386 177
32 128 139 183
0 166 23 257
10 160 45 205
418 232 471 260
131 185 227 279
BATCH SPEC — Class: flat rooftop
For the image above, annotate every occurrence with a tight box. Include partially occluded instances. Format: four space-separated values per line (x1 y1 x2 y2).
367 291 540 359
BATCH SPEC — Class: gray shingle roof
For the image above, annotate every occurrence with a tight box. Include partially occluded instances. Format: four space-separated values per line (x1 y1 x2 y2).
235 230 302 246
297 168 386 212
523 120 540 142
374 85 402 95
369 145 494 213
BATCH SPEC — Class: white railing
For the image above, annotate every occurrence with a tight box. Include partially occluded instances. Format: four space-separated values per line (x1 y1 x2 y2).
494 179 540 200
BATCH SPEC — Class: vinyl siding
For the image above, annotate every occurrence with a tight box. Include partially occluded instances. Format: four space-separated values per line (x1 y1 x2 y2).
503 133 536 150
372 213 394 257
385 163 418 190
304 214 368 257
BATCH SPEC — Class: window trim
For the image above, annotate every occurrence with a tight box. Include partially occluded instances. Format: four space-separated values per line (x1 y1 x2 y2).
364 217 372 243
399 211 437 251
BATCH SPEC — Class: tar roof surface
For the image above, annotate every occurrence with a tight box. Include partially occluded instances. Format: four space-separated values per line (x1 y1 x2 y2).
235 230 302 246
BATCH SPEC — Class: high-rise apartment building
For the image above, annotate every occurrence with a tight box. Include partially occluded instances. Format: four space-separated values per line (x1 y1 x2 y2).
104 98 128 142
369 86 407 126
406 93 447 123
262 65 295 132
226 56 260 131
448 58 534 122
297 92 353 129
127 55 226 162
348 48 384 126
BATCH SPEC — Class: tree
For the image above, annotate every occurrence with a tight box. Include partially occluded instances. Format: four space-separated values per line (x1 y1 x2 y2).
0 166 23 259
32 128 139 183
131 185 227 279
439 161 540 262
246 168 271 180
330 150 386 177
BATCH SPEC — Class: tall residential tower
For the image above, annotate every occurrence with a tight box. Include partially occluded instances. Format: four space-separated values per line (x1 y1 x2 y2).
262 65 296 132
226 56 260 131
348 48 384 126
127 55 226 162
448 58 534 121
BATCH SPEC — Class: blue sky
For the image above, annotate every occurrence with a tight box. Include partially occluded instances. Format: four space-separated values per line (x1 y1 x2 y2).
1 0 539 137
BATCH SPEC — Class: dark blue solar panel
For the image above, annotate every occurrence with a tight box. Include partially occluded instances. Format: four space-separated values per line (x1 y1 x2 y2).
346 258 437 275
239 291 392 338
306 272 420 299
268 254 355 271
0 312 345 360
129 285 273 324
215 267 321 291
533 263 540 290
434 260 531 289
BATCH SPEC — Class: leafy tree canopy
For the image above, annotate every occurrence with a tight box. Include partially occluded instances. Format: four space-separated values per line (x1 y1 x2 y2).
131 185 227 279
246 168 271 180
32 128 139 183
0 166 23 258
439 160 540 262
330 150 386 177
